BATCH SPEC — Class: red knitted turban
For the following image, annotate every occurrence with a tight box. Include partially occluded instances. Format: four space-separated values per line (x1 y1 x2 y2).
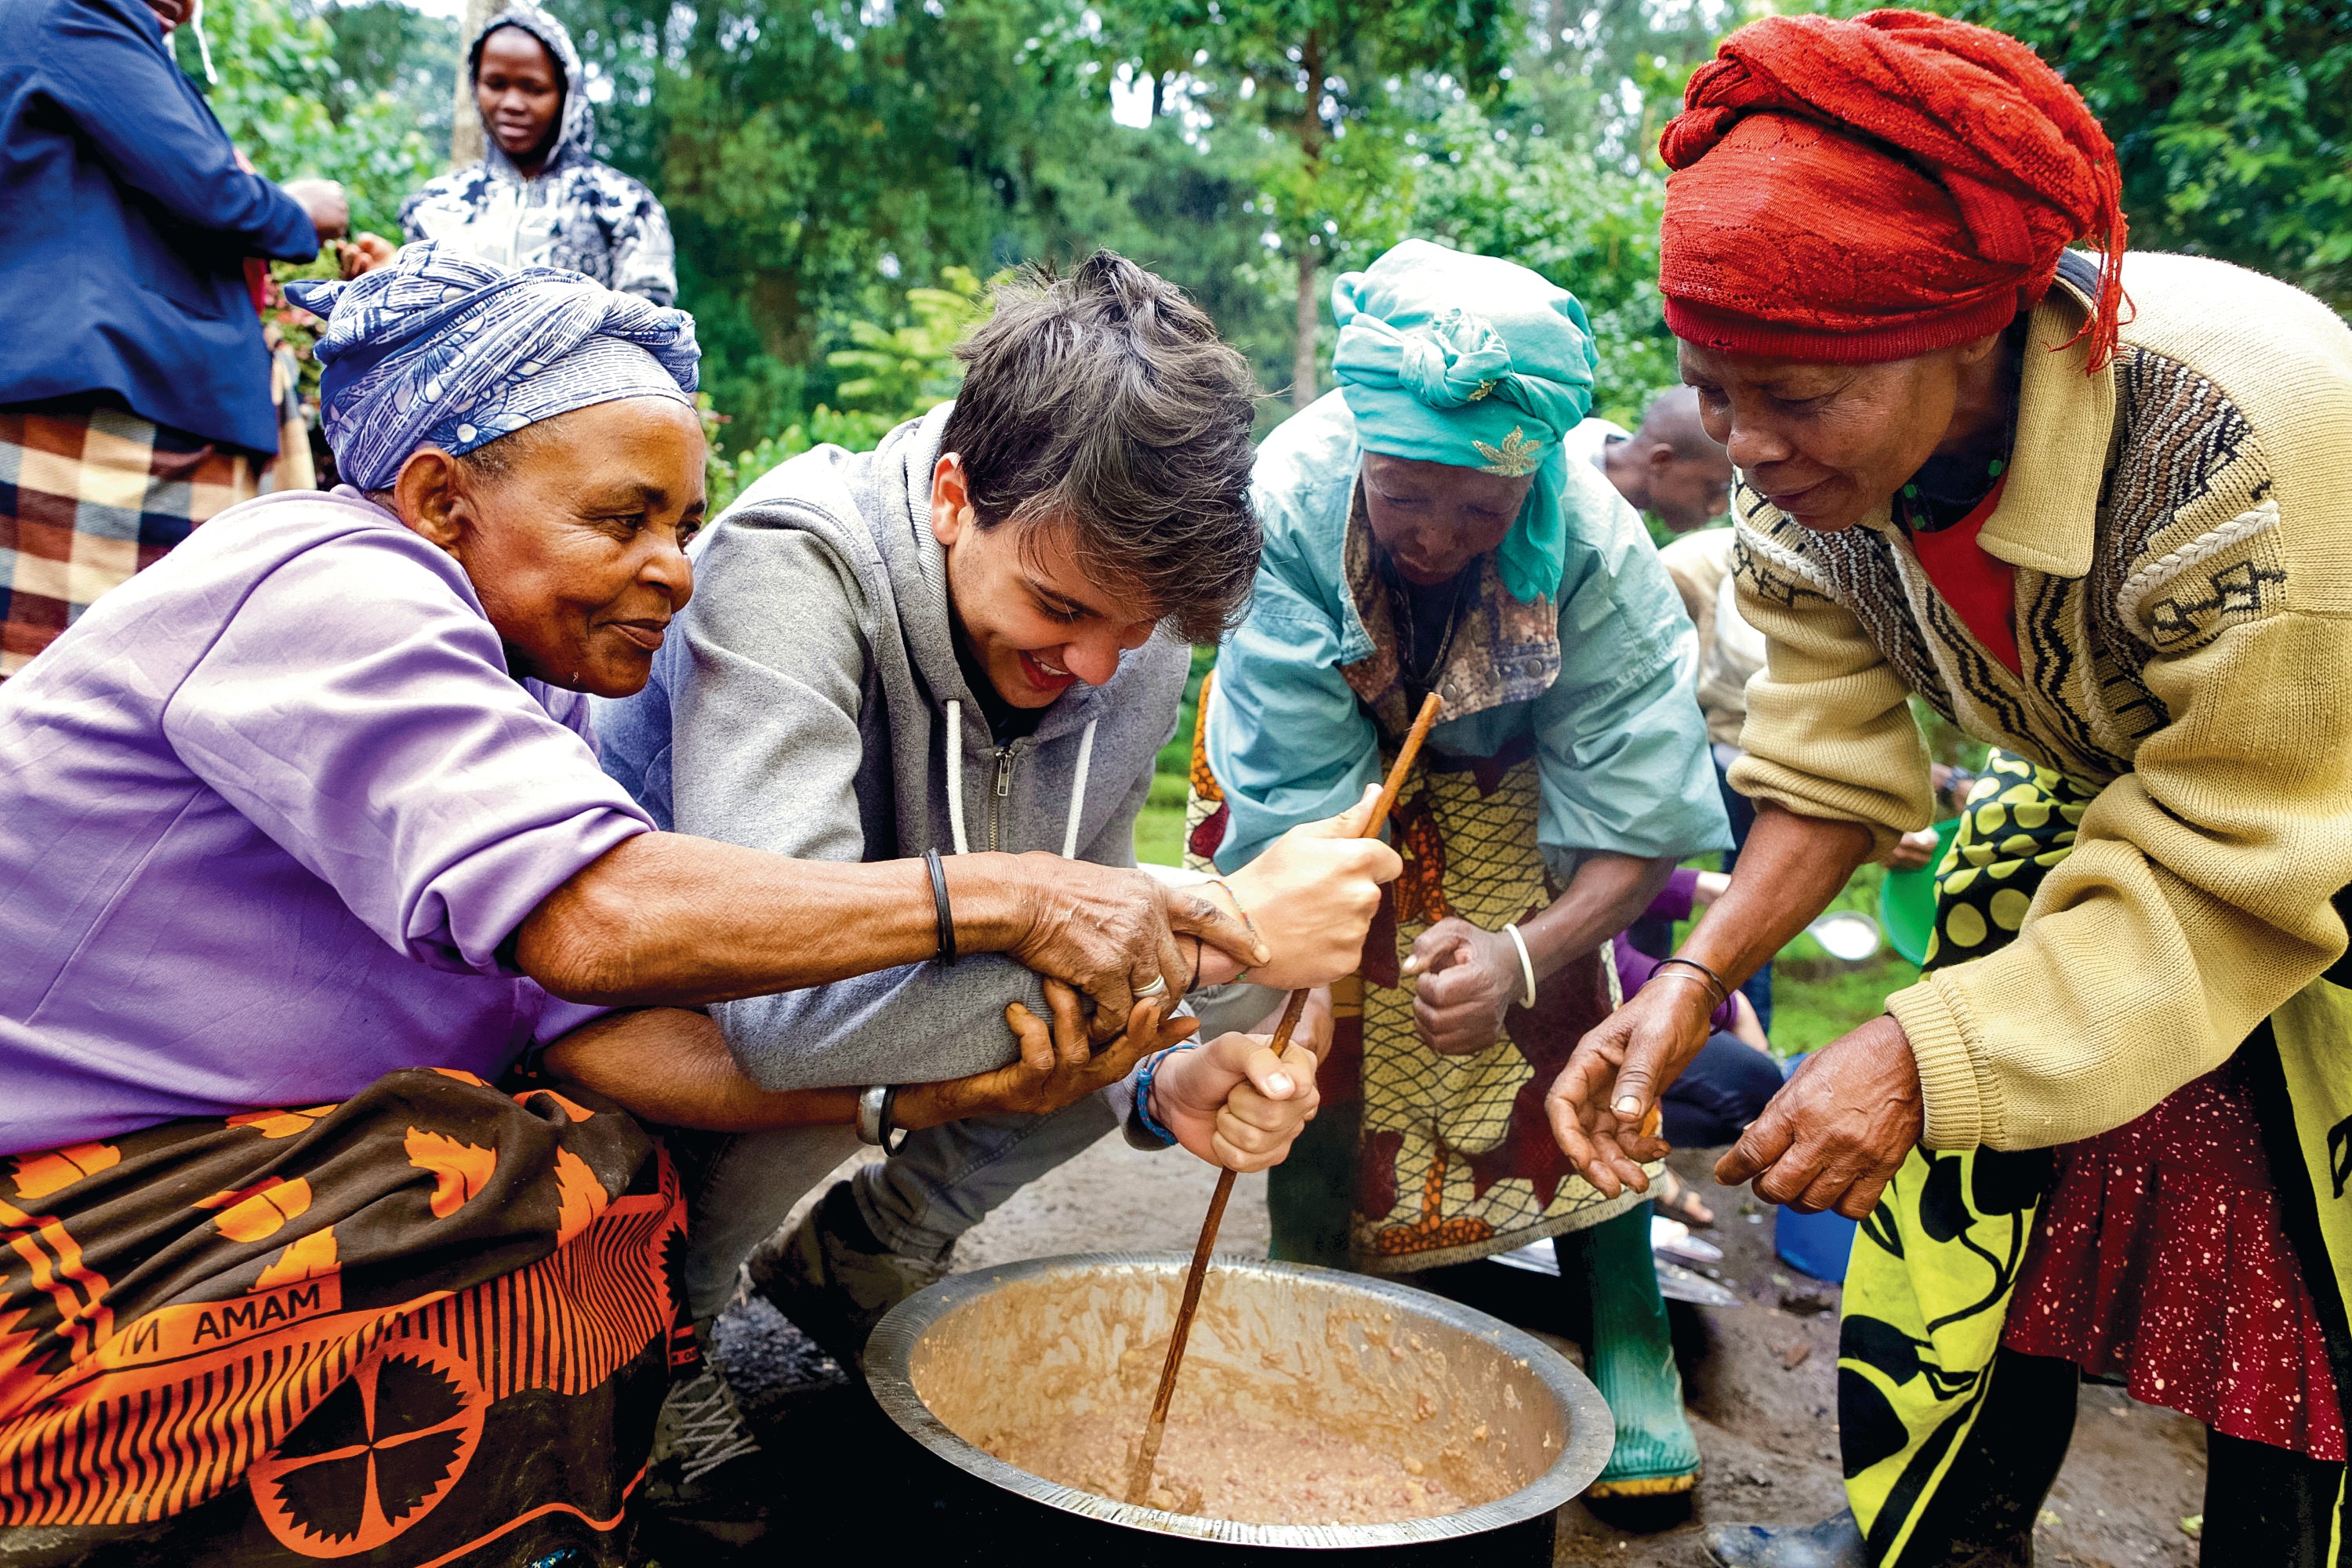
1657 9 2127 369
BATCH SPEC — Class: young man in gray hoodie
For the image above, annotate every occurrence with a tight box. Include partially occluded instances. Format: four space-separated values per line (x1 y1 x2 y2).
597 252 1398 1513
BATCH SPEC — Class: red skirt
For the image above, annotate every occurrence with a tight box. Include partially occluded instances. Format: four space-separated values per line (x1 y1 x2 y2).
2002 1062 2344 1460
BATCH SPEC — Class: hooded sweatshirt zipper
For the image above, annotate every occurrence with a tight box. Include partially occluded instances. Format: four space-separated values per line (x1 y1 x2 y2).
988 741 1021 852
942 699 1095 860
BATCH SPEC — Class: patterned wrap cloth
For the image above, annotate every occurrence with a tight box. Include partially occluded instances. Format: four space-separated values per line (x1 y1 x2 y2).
1192 669 1631 1269
0 401 262 677
1189 409 1732 1268
1841 753 2350 1566
285 243 697 495
0 1069 689 1566
398 5 679 306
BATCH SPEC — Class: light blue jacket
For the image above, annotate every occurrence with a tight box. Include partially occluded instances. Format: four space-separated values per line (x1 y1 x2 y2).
1206 393 1730 880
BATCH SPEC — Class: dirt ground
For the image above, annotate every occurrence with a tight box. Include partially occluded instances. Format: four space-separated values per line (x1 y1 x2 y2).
713 1137 2207 1567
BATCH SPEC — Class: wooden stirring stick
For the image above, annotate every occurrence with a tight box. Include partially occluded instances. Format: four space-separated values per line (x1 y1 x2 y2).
1126 691 1444 1507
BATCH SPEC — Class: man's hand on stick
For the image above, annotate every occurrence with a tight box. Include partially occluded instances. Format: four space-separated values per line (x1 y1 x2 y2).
1148 988 1328 1173
1211 786 1402 991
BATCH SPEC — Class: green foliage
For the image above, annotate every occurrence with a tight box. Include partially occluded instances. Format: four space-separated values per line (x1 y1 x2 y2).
557 0 1178 442
1392 104 1677 425
1090 0 1520 401
701 265 993 514
171 0 441 239
828 267 990 416
310 0 460 150
1827 0 2352 309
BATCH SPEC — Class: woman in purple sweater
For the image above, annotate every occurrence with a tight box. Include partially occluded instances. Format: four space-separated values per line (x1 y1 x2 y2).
0 248 1312 1566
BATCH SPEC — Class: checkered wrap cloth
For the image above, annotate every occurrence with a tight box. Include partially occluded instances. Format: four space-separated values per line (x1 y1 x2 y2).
1 400 264 678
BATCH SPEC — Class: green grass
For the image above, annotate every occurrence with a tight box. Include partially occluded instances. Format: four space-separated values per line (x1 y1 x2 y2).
1769 955 1921 1055
1134 793 1189 868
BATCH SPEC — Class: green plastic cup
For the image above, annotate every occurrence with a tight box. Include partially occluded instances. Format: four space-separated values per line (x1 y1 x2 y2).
1878 815 1964 967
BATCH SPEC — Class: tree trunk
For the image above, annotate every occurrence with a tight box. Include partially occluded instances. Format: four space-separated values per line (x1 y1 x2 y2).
448 0 497 168
1290 30 1327 413
1292 245 1319 412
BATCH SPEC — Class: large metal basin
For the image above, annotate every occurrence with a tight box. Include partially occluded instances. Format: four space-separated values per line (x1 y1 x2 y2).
865 1252 1613 1563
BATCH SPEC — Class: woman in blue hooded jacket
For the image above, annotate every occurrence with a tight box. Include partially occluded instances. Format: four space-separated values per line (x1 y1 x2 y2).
401 3 677 305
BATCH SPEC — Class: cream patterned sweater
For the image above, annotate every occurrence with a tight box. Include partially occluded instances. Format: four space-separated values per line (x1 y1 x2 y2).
1728 252 2352 1152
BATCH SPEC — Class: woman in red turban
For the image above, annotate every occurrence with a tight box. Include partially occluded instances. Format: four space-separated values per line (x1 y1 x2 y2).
1546 11 2352 1566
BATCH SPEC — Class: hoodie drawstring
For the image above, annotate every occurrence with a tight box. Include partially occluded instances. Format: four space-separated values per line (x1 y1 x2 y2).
943 702 1096 862
1062 719 1097 860
946 699 971 856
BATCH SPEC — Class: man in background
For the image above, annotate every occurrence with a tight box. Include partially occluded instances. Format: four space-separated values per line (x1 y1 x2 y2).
0 0 349 678
1570 384 1735 535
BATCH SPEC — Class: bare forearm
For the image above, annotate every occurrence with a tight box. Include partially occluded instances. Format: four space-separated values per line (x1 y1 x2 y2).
539 1000 1124 1134
1680 805 1874 989
543 1007 863 1131
1519 852 1677 978
516 833 1033 1006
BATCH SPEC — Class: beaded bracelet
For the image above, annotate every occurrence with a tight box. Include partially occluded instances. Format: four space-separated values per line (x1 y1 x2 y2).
1201 877 1261 987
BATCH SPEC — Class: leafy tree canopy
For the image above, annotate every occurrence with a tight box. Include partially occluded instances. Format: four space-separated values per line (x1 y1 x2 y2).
172 0 442 238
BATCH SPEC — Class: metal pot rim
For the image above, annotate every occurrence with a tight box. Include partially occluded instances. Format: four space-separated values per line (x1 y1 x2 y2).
865 1250 1615 1548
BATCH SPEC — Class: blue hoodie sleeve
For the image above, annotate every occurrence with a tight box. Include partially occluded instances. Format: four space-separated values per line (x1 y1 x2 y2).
43 0 319 259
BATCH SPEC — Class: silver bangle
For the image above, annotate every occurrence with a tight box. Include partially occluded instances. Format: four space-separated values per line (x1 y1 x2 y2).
856 1084 907 1154
1503 923 1538 1011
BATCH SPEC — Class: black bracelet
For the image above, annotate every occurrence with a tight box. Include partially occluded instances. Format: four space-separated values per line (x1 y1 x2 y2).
925 848 956 967
1655 954 1729 1004
1189 935 1203 993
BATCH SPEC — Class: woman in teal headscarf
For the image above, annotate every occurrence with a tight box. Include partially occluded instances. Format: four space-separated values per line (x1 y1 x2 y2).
1186 239 1730 1506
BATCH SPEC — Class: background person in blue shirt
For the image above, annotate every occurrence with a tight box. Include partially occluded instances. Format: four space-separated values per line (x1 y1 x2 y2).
0 0 351 678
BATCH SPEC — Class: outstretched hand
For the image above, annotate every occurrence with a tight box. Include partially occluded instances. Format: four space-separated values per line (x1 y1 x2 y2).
1544 978 1718 1196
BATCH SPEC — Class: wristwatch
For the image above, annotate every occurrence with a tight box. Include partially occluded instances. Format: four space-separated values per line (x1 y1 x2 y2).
856 1084 909 1155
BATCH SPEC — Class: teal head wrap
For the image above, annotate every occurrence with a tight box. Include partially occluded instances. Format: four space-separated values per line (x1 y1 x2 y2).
1330 239 1597 604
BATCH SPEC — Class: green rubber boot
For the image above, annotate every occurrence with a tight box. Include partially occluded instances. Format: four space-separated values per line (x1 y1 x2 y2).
1557 1202 1700 1513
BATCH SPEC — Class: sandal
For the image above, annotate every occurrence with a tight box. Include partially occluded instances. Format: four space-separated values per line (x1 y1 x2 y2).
1655 1169 1715 1229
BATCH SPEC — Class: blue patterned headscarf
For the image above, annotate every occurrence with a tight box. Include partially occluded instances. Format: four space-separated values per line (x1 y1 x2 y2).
1331 240 1596 604
285 244 699 492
